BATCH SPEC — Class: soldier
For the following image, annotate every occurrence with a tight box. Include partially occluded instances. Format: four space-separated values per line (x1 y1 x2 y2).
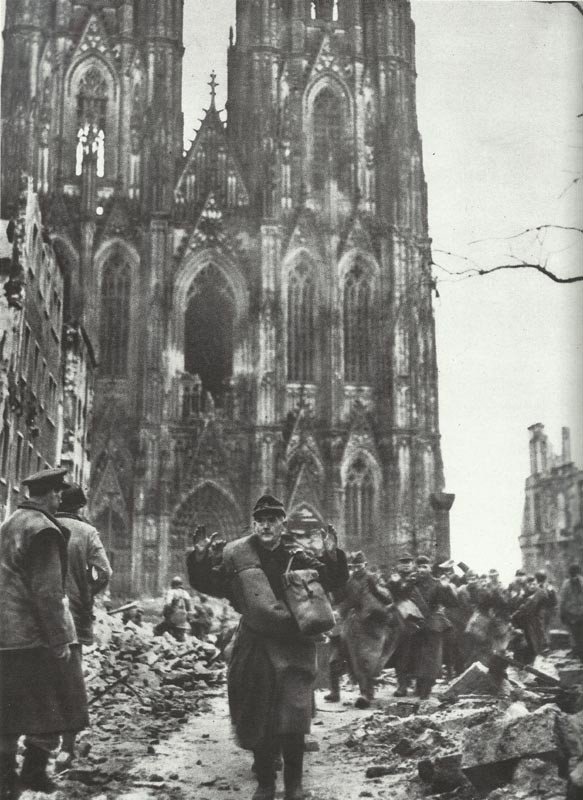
511 574 548 664
463 570 511 668
154 576 192 642
187 495 348 800
0 468 89 800
535 569 558 652
437 560 465 679
325 552 399 709
55 483 112 770
412 555 456 699
387 553 425 697
560 564 583 661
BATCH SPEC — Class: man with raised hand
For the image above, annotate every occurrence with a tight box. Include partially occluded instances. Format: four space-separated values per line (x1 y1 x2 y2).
187 494 348 800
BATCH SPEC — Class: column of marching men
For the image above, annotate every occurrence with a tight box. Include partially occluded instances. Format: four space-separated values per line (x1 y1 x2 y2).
1 473 582 800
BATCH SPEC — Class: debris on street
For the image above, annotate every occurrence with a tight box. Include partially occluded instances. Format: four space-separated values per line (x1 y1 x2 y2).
50 606 229 798
331 649 583 800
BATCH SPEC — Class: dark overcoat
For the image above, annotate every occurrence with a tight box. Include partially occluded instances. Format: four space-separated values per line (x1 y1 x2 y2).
188 533 348 749
0 501 89 735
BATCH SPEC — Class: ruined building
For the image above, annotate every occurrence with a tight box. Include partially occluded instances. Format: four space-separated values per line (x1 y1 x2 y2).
520 424 583 588
0 180 95 519
1 0 451 594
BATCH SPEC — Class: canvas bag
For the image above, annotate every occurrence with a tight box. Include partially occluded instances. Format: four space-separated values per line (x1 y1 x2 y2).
281 554 336 636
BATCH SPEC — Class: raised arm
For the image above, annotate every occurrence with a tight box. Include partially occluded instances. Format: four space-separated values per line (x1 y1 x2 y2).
186 527 232 601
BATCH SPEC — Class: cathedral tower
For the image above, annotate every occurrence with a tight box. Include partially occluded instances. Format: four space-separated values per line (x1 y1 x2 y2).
1 0 450 593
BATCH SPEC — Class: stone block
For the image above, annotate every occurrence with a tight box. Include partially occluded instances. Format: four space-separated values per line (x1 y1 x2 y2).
550 629 572 650
417 752 465 793
442 660 502 699
559 667 583 689
461 704 562 793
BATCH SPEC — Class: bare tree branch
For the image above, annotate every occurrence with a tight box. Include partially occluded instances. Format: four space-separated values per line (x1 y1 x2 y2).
433 258 583 284
536 1 583 17
558 176 581 198
468 224 583 245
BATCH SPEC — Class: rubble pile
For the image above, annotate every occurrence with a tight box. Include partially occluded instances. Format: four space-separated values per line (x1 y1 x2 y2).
338 655 583 799
55 610 227 796
84 612 226 729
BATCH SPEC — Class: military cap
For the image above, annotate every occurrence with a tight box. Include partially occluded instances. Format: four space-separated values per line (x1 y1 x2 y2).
170 576 184 587
349 550 367 566
22 467 69 493
397 552 414 563
415 554 431 566
252 494 286 519
58 483 87 512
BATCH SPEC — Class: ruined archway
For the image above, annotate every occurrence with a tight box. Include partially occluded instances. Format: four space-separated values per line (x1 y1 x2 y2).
169 483 243 578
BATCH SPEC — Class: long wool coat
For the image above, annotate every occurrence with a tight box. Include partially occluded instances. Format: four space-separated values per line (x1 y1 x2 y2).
0 502 89 735
187 534 348 749
337 570 401 692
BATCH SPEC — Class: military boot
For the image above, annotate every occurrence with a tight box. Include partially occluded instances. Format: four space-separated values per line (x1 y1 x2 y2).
282 739 304 800
20 744 58 794
252 747 276 800
0 753 20 800
324 666 341 702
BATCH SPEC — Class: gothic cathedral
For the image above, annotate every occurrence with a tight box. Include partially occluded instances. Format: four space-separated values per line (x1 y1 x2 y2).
1 0 451 595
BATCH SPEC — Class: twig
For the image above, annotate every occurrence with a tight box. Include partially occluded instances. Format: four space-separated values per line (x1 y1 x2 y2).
469 224 583 245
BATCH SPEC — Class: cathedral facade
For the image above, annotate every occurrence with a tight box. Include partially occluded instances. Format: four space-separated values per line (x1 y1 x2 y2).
1 0 451 595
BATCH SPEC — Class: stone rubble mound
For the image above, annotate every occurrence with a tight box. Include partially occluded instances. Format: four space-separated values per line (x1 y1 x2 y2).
341 652 583 800
47 608 227 795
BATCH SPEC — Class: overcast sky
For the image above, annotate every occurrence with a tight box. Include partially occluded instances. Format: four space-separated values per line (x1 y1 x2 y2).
182 0 582 580
1 0 580 580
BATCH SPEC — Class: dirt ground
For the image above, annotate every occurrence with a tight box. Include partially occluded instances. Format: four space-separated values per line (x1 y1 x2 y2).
37 678 423 800
115 682 414 800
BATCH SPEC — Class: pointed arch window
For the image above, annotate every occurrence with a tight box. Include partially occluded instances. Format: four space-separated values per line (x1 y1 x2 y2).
345 457 375 540
312 87 349 192
184 264 234 404
287 260 316 383
75 67 108 177
99 254 131 377
311 0 337 21
343 258 373 384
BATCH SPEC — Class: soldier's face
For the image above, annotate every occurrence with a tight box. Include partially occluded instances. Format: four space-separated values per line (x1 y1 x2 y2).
253 513 286 551
398 560 414 576
48 488 63 514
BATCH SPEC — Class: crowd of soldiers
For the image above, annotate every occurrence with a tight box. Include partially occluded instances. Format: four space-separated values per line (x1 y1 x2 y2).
1 472 582 800
324 550 583 711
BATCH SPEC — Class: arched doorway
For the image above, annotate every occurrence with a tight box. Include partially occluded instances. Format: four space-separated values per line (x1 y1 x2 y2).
184 264 234 406
170 483 242 579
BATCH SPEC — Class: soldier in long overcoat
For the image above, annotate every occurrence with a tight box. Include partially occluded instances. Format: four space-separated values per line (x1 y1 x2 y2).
55 483 112 769
187 495 348 800
0 469 89 800
325 552 400 708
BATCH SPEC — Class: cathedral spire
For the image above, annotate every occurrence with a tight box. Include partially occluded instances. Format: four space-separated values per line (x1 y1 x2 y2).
208 71 219 110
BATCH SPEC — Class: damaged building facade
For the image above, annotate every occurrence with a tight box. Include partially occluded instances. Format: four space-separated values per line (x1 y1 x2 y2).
520 423 583 588
1 0 451 594
0 180 95 519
